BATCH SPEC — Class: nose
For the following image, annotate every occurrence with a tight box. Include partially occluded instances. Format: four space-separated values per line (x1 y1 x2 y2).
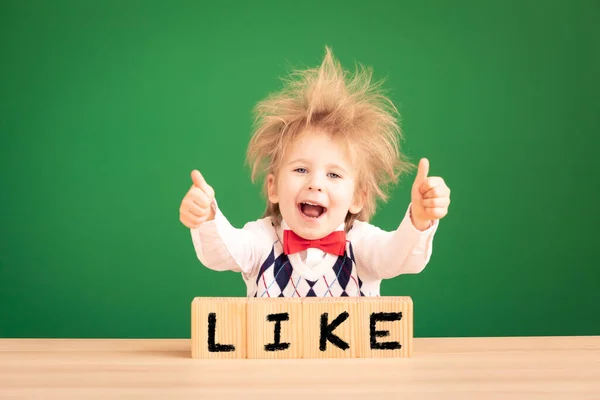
307 174 324 192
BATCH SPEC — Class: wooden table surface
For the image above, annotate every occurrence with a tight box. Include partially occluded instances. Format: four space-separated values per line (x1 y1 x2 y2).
1 336 599 399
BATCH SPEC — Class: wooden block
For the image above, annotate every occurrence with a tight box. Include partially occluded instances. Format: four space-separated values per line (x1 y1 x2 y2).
302 297 359 359
190 296 414 359
191 297 247 359
247 298 303 359
357 296 413 358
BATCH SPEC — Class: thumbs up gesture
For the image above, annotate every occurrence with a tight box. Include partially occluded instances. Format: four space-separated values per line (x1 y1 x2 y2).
410 158 451 231
179 170 216 229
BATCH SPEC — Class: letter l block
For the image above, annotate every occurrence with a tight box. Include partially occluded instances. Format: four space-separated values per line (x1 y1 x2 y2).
191 297 247 359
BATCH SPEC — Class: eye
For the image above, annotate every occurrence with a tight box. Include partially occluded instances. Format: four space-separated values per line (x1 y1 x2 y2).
328 172 341 179
294 168 307 173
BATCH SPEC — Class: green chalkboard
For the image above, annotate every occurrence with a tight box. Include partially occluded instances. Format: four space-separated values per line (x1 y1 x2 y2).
1 0 599 338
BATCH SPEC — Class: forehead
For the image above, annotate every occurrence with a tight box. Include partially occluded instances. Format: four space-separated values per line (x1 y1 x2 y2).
284 130 353 162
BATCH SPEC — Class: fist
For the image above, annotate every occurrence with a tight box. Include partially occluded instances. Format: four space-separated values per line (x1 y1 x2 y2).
410 158 451 230
179 170 216 229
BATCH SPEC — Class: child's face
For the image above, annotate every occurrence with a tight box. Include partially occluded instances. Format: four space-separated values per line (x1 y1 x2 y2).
267 130 364 240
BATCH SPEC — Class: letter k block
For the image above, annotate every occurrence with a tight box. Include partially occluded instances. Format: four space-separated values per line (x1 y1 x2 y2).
302 297 359 358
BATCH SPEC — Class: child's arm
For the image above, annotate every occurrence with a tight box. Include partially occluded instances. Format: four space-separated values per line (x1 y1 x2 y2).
190 201 271 275
354 158 450 279
353 204 439 279
180 170 271 275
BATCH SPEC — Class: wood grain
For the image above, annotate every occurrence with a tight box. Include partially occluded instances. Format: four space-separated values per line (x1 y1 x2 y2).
302 297 359 358
193 296 414 359
0 336 598 399
357 296 413 358
247 297 303 359
191 297 247 359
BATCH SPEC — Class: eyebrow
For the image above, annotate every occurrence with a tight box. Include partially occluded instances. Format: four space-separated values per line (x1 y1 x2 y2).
287 158 349 174
288 158 310 165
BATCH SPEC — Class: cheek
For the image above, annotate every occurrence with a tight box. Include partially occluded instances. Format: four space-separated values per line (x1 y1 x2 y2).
338 185 354 208
331 185 355 207
278 180 300 203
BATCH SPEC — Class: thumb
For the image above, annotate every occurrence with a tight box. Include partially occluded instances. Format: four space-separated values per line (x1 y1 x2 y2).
414 158 429 186
191 169 215 200
191 170 206 189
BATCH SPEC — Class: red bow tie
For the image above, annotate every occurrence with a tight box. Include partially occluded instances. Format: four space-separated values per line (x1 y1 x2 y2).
283 230 346 256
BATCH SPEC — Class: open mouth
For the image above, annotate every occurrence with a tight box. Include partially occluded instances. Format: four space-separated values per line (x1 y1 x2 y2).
298 202 327 219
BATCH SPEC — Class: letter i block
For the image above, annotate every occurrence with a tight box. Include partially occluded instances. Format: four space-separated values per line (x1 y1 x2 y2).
357 296 413 358
247 298 303 359
302 297 359 359
191 297 247 359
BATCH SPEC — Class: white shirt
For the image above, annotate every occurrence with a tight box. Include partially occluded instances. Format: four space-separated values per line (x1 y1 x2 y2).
190 199 439 297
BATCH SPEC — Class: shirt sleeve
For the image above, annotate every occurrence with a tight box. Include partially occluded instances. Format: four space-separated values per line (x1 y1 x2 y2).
352 203 439 280
190 199 272 276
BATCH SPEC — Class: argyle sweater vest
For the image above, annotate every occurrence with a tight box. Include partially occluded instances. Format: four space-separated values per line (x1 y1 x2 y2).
253 240 366 298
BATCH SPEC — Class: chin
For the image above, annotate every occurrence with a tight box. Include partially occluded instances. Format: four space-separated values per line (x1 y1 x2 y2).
296 228 326 240
283 220 322 240
291 220 341 240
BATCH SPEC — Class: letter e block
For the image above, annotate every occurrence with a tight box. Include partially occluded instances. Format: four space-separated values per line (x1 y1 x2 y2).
247 298 303 359
191 297 247 359
302 297 358 359
357 296 413 358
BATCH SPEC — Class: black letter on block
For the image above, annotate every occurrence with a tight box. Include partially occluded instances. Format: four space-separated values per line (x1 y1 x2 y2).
370 312 402 350
265 312 290 351
207 312 235 352
319 311 350 351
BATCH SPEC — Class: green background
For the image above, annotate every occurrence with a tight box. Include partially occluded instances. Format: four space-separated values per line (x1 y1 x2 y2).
1 0 599 339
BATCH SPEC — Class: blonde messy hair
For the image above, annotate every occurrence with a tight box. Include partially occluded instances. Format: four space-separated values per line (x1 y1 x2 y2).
246 46 414 231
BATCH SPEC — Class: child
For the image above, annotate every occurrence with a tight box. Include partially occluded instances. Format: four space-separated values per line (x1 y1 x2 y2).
179 47 451 298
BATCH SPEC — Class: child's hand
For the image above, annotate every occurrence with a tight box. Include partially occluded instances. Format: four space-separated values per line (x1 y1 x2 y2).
410 158 451 231
179 170 216 229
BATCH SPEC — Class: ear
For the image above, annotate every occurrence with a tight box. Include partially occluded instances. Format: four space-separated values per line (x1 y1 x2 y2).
349 190 365 214
267 173 279 204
